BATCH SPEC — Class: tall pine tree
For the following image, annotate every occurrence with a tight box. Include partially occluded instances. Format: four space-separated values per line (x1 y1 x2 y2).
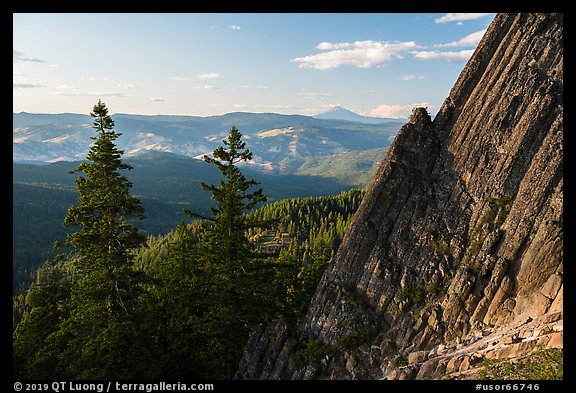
178 126 276 377
186 125 267 266
14 101 153 379
64 100 146 315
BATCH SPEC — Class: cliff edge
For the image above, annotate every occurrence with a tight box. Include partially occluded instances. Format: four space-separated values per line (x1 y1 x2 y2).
235 13 563 380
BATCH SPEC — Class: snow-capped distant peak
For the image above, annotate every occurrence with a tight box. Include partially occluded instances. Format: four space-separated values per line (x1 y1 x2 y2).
314 106 402 124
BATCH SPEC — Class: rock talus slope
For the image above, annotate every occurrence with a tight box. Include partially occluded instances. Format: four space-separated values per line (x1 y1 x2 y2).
235 13 563 380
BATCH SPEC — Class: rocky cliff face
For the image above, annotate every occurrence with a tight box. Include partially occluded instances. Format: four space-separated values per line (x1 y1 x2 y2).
235 13 563 380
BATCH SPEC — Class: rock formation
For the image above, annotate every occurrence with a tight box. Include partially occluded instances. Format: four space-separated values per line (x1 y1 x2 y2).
235 13 563 380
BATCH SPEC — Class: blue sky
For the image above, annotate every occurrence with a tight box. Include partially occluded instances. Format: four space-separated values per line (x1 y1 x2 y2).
13 13 495 118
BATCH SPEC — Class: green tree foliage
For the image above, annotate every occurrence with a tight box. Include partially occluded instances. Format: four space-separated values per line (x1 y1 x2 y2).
477 347 562 380
12 260 72 378
13 118 365 379
13 101 155 379
64 100 146 315
246 189 364 320
185 125 268 265
150 126 276 378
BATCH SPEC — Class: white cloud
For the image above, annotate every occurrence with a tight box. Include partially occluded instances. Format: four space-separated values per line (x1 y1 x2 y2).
239 85 268 89
150 97 165 102
292 40 420 70
210 103 294 110
410 49 475 63
13 50 45 63
435 29 487 47
56 85 78 89
297 89 331 100
53 91 130 97
197 73 221 80
171 76 194 81
191 85 220 90
13 82 43 89
260 104 293 109
320 102 342 109
316 42 352 50
229 25 241 30
401 74 425 81
117 83 137 88
363 102 432 119
435 13 493 24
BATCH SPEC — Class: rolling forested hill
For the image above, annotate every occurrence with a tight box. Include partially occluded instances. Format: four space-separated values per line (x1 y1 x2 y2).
13 150 381 294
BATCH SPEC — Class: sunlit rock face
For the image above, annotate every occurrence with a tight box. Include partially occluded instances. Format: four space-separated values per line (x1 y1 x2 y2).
235 13 563 380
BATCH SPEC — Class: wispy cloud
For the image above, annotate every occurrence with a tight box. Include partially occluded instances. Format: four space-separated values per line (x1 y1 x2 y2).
237 85 268 90
435 13 493 24
13 49 45 63
401 74 425 81
171 76 222 89
363 102 432 118
297 89 331 100
150 97 165 102
191 85 221 90
292 40 420 70
210 103 293 110
229 25 241 31
197 73 221 80
410 49 475 63
261 104 293 109
53 91 130 98
80 76 109 81
319 103 342 109
316 42 354 50
13 82 43 89
117 83 137 89
171 76 194 81
56 85 78 89
435 29 487 47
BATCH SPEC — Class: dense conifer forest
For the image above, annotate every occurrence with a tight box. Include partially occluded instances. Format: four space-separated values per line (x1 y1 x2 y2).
13 102 364 379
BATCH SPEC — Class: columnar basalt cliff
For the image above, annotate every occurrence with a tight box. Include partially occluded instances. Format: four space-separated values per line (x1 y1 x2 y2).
236 13 563 380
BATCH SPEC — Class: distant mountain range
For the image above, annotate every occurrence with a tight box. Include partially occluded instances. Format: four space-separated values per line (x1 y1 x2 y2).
13 109 402 294
13 111 403 174
314 106 404 124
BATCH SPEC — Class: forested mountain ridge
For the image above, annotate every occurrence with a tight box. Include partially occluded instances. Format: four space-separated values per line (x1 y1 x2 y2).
13 108 394 296
13 109 367 379
13 110 401 171
135 189 365 323
13 150 379 295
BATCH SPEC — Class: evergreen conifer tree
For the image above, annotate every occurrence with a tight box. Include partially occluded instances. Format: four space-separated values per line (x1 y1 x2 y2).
185 125 267 266
180 126 275 377
14 101 152 379
64 100 146 315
